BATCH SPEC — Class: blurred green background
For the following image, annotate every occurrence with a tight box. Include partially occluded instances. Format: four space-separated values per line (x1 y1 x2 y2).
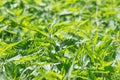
0 0 120 80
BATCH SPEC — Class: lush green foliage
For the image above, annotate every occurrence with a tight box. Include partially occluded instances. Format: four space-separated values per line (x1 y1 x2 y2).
0 0 120 80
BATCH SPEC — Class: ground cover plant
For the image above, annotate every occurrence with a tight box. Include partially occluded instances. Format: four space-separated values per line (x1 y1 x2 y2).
0 0 120 80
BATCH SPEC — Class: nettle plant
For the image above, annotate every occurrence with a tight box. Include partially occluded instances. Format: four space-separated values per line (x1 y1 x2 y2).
0 0 120 80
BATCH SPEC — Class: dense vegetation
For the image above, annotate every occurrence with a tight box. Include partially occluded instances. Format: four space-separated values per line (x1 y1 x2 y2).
0 0 120 80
